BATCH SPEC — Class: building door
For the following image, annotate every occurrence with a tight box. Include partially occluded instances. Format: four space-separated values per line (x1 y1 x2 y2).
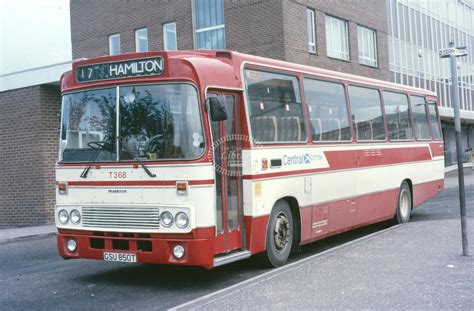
208 91 244 255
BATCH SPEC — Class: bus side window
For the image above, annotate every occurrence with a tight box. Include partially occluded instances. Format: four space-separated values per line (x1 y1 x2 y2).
427 100 442 140
303 78 351 142
410 95 431 140
383 91 413 140
348 86 386 141
244 69 307 143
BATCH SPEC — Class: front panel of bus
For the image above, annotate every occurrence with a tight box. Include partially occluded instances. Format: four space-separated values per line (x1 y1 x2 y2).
55 55 220 268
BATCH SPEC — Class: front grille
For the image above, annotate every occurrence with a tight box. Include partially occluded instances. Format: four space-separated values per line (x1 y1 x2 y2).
82 207 160 229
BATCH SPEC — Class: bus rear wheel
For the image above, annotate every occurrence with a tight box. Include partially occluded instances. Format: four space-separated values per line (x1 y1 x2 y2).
262 200 293 267
394 181 412 224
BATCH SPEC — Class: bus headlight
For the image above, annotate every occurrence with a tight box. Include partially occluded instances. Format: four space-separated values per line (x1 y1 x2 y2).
58 209 69 225
70 209 81 225
67 239 77 252
160 211 173 227
175 212 189 228
173 244 185 259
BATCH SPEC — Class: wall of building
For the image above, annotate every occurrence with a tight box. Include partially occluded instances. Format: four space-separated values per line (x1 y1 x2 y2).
281 0 390 81
386 0 474 165
225 0 286 60
70 0 195 59
71 0 287 61
0 85 61 228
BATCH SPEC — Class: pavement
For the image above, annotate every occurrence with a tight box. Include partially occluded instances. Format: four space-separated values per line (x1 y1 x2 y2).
172 169 474 310
0 168 472 310
0 224 55 243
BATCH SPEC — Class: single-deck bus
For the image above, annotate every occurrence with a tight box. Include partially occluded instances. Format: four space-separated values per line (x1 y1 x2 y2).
56 51 444 268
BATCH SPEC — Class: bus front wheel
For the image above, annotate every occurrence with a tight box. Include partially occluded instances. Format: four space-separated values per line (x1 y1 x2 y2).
394 181 412 224
262 200 293 267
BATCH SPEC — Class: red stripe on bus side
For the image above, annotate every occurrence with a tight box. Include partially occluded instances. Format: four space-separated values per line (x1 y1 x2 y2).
429 142 444 157
67 179 215 187
299 178 443 245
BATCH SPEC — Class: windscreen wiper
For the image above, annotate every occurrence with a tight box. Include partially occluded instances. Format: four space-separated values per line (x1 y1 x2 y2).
80 135 110 178
120 138 156 178
134 156 156 178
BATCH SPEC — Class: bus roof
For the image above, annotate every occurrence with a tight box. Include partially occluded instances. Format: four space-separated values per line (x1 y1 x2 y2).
61 50 437 98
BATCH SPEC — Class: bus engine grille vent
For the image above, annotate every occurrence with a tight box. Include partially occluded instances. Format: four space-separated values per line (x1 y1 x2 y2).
82 207 160 229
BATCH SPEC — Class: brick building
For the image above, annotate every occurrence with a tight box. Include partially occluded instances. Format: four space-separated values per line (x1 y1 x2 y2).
0 63 72 227
70 0 390 81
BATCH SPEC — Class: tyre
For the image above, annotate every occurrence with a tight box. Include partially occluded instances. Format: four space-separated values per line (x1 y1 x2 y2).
394 181 412 224
262 200 293 267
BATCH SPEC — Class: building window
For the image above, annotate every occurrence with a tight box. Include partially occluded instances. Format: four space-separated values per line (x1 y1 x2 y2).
325 15 349 60
357 26 377 67
135 28 148 52
109 34 121 55
194 0 226 49
307 9 316 53
163 22 177 51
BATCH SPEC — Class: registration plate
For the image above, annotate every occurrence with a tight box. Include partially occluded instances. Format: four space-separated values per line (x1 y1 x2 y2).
103 252 137 263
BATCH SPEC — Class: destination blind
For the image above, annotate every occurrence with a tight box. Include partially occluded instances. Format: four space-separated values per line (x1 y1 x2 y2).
76 57 164 83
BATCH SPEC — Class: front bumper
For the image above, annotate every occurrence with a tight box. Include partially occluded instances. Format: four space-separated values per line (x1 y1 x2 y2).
57 228 215 269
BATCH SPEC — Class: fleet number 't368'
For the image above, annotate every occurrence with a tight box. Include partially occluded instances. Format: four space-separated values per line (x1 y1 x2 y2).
109 172 127 179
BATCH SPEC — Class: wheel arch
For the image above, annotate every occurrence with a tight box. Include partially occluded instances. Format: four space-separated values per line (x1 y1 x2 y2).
271 196 301 250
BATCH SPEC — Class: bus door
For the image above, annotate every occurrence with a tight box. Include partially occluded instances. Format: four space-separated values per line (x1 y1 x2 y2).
208 91 244 255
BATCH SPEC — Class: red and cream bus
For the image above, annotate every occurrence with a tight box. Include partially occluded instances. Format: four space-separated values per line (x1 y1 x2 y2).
56 51 444 268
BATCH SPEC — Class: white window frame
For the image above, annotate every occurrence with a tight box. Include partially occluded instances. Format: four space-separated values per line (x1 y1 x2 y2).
325 15 349 60
192 0 226 50
307 9 316 53
135 28 148 52
357 25 378 67
163 22 177 51
109 34 121 55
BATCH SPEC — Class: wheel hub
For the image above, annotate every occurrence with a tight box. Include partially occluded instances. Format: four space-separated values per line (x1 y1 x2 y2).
273 212 291 252
400 189 409 218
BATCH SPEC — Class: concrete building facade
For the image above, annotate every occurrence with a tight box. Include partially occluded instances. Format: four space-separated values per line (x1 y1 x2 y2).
386 0 474 165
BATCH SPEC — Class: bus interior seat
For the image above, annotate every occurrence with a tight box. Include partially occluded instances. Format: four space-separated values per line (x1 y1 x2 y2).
372 121 386 140
388 121 400 140
321 118 341 141
310 117 322 141
356 120 374 140
251 116 277 142
277 116 301 141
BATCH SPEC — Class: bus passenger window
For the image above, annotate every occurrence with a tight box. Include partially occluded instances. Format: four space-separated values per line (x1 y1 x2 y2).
383 91 413 140
244 69 307 143
410 96 431 140
348 86 386 141
427 101 442 140
303 79 351 142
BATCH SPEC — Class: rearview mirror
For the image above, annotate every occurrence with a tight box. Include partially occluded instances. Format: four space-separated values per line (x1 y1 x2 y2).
207 96 228 121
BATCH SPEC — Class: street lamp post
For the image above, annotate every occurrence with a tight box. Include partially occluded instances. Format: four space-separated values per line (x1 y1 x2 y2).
439 42 469 256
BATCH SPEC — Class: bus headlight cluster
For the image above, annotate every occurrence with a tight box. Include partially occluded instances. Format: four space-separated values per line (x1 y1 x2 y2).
58 209 81 225
159 211 189 229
